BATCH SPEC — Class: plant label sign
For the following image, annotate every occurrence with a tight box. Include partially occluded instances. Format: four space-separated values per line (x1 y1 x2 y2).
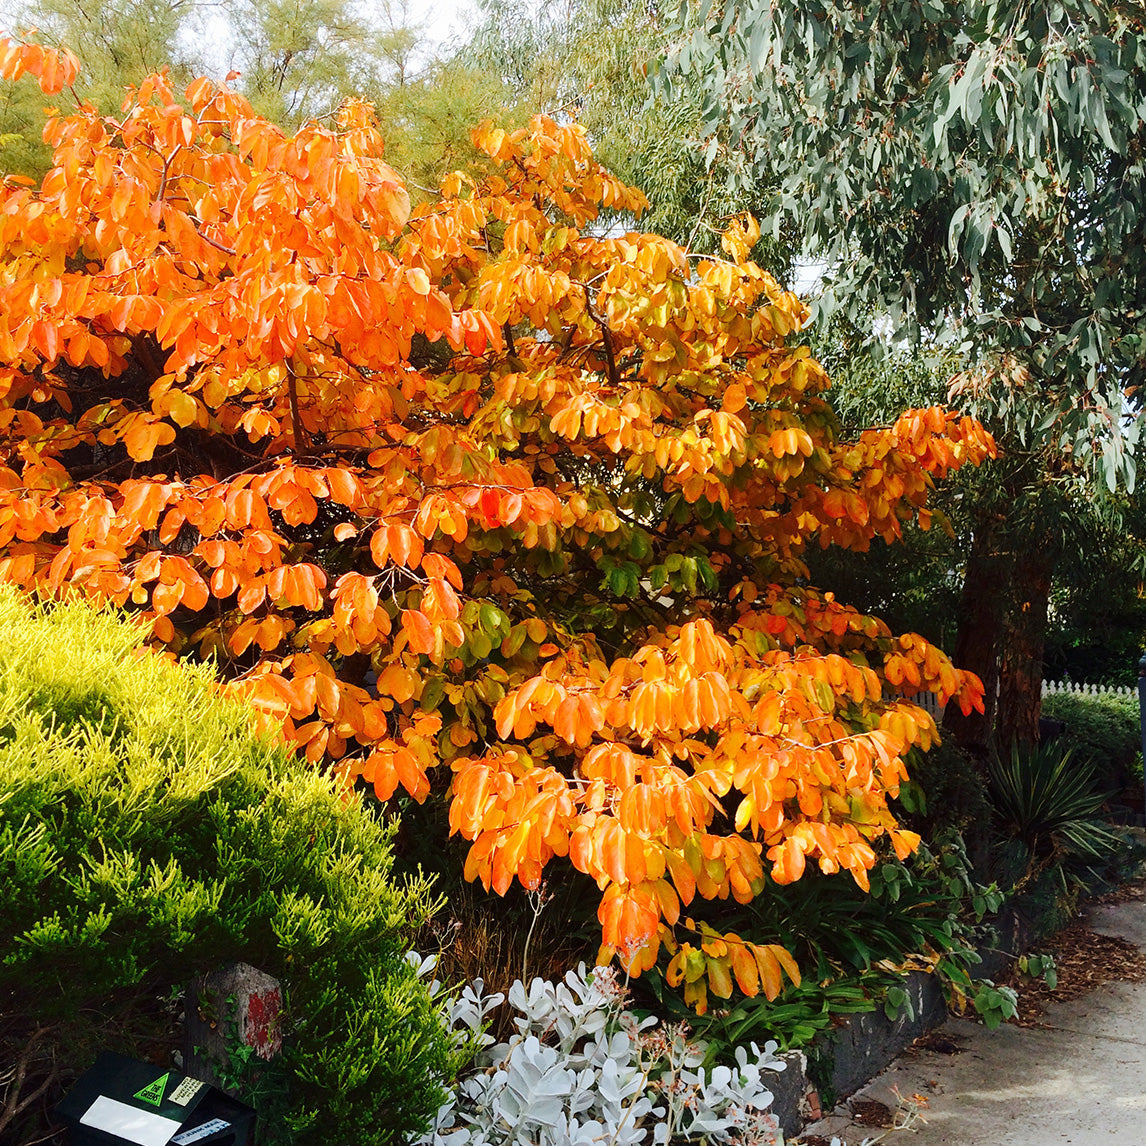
171 1118 232 1144
56 1052 255 1146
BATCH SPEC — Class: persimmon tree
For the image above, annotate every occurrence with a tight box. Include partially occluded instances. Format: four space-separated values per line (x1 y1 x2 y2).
0 41 996 1012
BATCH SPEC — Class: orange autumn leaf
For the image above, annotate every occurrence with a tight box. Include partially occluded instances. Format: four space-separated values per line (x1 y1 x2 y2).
401 610 435 654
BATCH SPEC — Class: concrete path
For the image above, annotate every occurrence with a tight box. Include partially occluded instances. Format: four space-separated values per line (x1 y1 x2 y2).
798 896 1146 1145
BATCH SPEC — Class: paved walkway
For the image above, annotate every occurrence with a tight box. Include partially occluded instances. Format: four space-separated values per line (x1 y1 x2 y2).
799 896 1146 1145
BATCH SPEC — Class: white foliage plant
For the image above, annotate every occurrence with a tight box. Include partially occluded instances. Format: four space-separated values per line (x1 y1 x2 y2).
406 954 792 1146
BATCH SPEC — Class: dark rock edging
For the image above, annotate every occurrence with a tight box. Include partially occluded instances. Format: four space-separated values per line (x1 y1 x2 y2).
766 970 947 1138
814 970 947 1103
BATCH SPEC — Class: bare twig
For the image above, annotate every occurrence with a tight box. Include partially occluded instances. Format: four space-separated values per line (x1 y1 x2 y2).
188 217 237 257
0 1029 58 1140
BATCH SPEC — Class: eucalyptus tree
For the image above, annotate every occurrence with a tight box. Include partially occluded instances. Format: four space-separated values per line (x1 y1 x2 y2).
658 0 1146 747
812 314 1146 748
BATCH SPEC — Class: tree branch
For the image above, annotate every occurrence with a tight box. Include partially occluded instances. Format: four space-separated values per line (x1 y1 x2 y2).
0 1028 57 1140
586 304 620 388
285 359 309 454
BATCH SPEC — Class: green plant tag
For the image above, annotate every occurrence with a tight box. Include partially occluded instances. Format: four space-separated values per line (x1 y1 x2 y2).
132 1073 169 1107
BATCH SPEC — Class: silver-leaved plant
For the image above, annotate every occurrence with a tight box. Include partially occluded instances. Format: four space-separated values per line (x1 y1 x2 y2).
407 956 790 1146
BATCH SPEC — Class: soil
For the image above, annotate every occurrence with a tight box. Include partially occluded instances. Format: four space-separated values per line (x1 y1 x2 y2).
911 1031 963 1054
849 1098 895 1127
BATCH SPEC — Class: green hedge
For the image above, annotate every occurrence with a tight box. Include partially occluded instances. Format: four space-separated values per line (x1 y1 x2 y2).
0 589 459 1146
1041 689 1141 783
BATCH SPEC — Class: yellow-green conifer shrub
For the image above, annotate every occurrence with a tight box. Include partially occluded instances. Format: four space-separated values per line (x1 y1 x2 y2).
0 588 459 1146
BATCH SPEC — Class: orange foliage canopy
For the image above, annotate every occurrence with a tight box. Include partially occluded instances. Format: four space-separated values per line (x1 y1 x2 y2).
0 41 995 1011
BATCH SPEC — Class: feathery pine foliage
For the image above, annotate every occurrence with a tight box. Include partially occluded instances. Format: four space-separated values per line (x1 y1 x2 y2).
0 587 458 1146
0 0 203 177
0 0 447 178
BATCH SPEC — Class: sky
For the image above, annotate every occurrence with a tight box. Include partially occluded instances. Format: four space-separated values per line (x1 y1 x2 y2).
408 0 478 53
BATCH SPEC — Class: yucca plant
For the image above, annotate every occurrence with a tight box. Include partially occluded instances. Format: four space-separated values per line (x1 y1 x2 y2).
987 740 1122 892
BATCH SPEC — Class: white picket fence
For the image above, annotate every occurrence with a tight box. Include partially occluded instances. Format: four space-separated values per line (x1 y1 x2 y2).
907 691 944 719
1042 680 1136 701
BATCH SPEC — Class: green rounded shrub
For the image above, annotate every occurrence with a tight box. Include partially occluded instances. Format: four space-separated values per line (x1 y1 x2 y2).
0 589 459 1146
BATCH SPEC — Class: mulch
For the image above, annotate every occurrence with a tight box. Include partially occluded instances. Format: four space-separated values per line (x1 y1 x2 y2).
999 880 1146 1027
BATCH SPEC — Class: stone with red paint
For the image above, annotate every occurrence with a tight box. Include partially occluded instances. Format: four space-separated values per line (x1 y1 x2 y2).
184 962 283 1090
243 981 283 1058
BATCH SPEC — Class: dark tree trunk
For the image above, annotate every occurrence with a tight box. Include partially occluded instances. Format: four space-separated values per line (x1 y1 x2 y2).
995 542 1055 748
943 521 1008 755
